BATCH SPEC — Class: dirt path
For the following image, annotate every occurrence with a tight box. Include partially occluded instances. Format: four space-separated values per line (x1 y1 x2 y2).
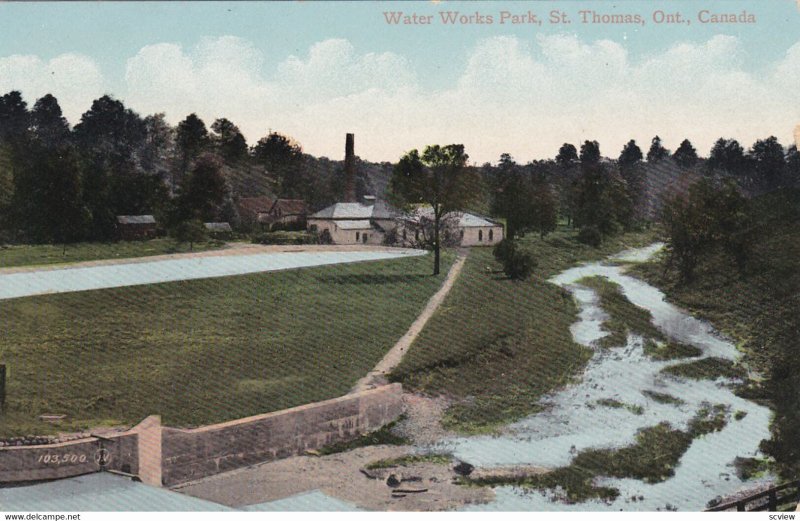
0 243 416 275
351 251 468 393
174 444 495 511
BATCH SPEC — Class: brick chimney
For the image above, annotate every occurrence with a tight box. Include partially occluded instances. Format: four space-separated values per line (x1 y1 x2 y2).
794 125 800 148
344 133 356 203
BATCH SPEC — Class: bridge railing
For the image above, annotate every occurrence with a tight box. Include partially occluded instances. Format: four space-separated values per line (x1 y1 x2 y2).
706 480 800 512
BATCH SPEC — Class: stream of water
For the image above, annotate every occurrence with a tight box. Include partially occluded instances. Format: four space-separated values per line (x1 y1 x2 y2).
438 243 774 511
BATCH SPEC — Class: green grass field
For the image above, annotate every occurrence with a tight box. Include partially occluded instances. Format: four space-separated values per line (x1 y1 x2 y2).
391 226 658 433
0 251 453 436
0 238 227 269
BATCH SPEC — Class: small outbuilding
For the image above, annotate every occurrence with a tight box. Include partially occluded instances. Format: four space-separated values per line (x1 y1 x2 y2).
204 222 233 240
116 215 157 241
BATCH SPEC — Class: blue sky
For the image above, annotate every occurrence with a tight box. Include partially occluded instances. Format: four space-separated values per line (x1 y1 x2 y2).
1 1 799 163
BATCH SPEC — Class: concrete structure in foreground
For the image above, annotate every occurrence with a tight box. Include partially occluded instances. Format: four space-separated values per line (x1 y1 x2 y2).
0 384 404 488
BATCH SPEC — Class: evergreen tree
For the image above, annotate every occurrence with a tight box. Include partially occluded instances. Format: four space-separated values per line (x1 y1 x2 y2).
673 139 699 168
646 135 670 162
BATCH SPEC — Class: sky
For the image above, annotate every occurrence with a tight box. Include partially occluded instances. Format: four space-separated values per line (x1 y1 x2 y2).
0 1 799 164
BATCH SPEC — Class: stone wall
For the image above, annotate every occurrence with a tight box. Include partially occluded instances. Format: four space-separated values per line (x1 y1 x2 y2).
0 429 138 483
0 384 404 487
161 383 403 486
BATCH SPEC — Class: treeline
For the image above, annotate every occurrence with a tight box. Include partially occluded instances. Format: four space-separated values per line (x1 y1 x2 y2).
0 90 380 244
483 135 799 250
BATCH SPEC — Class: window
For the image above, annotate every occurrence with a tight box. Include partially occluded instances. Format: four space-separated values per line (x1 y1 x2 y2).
489 229 494 241
415 230 419 241
356 232 360 241
460 229 464 240
403 229 407 241
363 233 368 243
478 230 483 241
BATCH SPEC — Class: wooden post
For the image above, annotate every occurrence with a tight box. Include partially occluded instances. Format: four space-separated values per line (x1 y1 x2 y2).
768 490 778 511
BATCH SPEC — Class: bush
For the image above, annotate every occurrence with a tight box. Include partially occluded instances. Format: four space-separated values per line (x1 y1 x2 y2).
578 225 603 247
493 238 535 280
493 238 515 264
172 219 207 251
251 231 318 245
318 229 333 245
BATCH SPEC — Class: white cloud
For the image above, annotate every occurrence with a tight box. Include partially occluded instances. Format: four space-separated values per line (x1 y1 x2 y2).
0 53 105 122
2 34 798 163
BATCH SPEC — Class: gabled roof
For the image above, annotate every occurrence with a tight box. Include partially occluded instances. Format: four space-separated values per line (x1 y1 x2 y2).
310 202 374 219
238 196 274 215
270 199 307 215
117 215 156 225
408 207 501 228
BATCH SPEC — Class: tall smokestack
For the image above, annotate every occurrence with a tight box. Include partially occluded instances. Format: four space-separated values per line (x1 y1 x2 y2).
344 133 356 203
794 125 800 148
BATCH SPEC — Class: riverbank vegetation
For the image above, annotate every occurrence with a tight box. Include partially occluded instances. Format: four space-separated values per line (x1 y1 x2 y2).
632 187 800 479
464 404 730 503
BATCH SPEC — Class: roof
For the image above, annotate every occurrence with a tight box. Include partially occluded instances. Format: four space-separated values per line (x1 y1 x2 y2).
310 200 402 220
409 207 501 228
271 199 307 215
237 196 274 215
310 202 374 219
117 215 156 225
204 222 233 232
335 220 375 230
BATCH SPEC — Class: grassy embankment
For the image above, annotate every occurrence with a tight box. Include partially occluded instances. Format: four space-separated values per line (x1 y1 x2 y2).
0 239 227 269
629 187 800 479
0 251 454 436
390 226 657 434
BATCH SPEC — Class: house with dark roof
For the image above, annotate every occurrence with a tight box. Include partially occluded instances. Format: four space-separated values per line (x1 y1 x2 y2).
236 196 274 226
116 215 157 241
265 199 308 230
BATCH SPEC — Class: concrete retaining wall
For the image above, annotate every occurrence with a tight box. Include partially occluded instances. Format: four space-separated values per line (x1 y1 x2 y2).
161 383 403 486
0 430 138 483
0 384 404 487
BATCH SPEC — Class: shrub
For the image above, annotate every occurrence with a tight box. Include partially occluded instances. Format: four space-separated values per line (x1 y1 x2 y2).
493 238 535 280
578 225 603 247
318 229 333 245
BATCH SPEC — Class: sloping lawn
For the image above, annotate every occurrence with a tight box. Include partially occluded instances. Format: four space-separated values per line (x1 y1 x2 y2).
0 251 452 436
391 227 657 433
0 239 226 269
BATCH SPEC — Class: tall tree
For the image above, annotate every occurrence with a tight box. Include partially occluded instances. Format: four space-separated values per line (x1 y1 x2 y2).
646 135 670 162
30 94 70 147
556 143 579 168
178 153 228 222
10 141 88 247
252 132 304 198
786 145 800 186
211 118 248 163
618 140 647 227
580 140 601 166
530 173 558 239
618 139 643 172
389 144 480 275
73 95 146 166
489 153 534 240
673 139 699 168
0 91 30 143
749 136 785 190
142 113 174 180
708 138 746 176
175 113 210 191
